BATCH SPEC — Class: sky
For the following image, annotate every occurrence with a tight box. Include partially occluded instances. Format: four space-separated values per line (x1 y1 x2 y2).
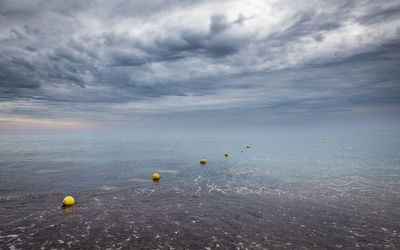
0 0 400 129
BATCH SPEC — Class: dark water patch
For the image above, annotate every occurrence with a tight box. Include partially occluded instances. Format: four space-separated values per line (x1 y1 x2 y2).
1 186 399 249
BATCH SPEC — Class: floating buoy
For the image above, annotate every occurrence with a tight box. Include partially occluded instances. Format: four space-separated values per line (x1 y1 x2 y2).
225 153 229 157
241 150 244 152
320 137 326 140
62 196 75 206
200 159 207 164
152 173 160 180
246 145 250 148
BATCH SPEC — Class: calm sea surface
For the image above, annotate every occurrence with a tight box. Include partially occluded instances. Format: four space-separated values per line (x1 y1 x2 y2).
1 129 399 249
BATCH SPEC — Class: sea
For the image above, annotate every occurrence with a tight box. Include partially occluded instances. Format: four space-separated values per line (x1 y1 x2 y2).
0 128 399 249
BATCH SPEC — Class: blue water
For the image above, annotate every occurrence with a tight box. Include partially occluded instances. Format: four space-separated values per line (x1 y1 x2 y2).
0 129 399 248
1 129 399 194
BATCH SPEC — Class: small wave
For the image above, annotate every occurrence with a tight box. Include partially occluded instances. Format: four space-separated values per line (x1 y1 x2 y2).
98 186 119 191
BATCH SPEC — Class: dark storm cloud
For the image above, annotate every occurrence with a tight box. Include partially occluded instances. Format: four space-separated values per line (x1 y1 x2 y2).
357 4 400 25
0 0 400 127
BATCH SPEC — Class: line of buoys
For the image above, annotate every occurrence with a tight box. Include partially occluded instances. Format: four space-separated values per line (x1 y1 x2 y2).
62 144 256 206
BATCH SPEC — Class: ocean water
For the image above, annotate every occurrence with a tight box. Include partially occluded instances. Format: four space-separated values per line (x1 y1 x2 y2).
0 129 399 249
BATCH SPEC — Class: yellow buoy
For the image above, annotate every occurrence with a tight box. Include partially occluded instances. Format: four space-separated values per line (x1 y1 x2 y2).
62 196 75 206
200 159 207 164
246 145 250 148
225 153 229 157
320 137 326 140
152 173 160 180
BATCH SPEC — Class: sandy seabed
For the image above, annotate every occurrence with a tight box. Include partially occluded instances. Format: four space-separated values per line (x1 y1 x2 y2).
1 182 399 249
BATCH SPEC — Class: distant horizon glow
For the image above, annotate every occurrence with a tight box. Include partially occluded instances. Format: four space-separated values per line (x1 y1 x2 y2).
1 1 400 129
0 116 99 130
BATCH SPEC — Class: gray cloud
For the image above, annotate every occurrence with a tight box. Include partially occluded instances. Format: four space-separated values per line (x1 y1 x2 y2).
0 0 400 128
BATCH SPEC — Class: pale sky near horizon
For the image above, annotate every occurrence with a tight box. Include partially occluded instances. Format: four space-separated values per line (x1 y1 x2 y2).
1 0 400 129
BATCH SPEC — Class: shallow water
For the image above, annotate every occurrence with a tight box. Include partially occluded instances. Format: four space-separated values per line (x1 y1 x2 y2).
0 129 399 249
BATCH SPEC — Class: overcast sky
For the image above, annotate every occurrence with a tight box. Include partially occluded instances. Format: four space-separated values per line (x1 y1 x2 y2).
0 0 399 129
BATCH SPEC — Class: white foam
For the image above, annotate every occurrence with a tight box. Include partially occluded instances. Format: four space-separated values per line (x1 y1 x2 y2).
129 178 150 183
157 170 180 174
99 186 119 191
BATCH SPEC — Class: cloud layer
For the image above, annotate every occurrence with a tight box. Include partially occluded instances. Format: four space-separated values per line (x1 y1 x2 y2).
1 0 400 128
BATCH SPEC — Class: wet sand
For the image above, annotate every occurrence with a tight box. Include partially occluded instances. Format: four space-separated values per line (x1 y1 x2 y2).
1 183 399 249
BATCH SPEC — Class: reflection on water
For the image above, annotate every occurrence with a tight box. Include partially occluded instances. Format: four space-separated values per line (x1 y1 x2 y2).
153 179 160 187
0 129 399 248
62 204 74 213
